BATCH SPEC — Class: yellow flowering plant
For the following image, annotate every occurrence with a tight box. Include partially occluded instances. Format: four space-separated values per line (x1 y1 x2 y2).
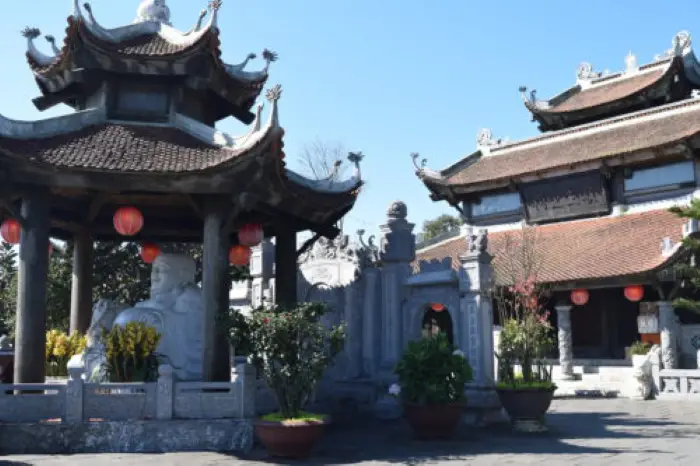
45 329 87 377
100 322 161 382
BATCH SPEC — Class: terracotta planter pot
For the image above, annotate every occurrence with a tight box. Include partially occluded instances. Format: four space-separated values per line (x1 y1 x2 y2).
496 387 555 422
403 402 465 439
254 416 329 458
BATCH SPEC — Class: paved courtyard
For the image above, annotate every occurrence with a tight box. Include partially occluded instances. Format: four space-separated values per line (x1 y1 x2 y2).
2 398 698 465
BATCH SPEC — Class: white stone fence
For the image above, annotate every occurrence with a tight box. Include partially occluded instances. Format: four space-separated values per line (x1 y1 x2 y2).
0 362 256 423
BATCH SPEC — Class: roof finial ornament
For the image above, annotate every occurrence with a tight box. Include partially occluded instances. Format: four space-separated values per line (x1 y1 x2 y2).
45 35 60 55
184 8 209 35
134 0 172 26
22 27 57 67
625 51 639 74
262 49 279 73
21 27 41 40
411 152 427 176
208 0 222 28
265 84 282 128
348 151 364 182
673 30 692 56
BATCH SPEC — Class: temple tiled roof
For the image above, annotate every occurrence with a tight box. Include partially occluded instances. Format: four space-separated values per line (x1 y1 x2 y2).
542 66 668 114
422 97 700 190
86 31 199 57
414 210 686 285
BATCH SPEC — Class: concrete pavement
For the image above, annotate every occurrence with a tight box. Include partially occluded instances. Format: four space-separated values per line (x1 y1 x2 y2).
2 398 698 465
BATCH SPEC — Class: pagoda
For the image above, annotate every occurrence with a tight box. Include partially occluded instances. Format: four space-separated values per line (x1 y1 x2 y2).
0 0 363 383
414 31 700 367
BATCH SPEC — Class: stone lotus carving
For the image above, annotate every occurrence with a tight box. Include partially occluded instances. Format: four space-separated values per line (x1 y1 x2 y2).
82 253 204 382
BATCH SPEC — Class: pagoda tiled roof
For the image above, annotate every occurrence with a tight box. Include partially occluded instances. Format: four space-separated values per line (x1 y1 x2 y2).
0 123 261 173
414 209 686 286
418 96 700 192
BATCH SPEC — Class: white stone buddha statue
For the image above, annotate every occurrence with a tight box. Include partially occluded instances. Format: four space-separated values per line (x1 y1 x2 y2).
134 0 172 25
83 253 204 381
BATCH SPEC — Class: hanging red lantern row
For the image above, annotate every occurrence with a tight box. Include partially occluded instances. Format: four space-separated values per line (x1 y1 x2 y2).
0 218 21 244
624 285 644 302
430 303 445 312
238 223 264 247
113 206 144 237
140 242 161 264
229 244 252 266
570 289 589 306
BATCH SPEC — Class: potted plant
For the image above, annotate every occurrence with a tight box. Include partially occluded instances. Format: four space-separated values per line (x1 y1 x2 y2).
627 341 652 368
494 276 556 432
100 322 161 382
45 329 87 380
226 302 345 459
390 332 473 439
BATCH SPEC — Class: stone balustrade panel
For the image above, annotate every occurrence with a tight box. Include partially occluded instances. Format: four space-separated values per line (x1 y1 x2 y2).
0 384 66 422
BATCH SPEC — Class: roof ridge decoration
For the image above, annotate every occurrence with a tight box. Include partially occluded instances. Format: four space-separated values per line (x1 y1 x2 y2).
73 0 215 47
411 152 442 181
21 27 56 68
476 128 508 154
134 0 172 26
655 30 692 61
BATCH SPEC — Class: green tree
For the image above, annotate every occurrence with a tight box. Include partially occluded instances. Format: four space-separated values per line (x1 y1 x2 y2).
420 214 463 242
670 200 700 312
0 243 17 335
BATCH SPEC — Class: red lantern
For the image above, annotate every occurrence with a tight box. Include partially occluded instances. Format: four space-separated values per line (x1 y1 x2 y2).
430 303 445 312
624 285 644 302
140 242 161 264
0 218 20 244
238 224 264 247
228 244 252 266
570 289 589 306
113 207 144 237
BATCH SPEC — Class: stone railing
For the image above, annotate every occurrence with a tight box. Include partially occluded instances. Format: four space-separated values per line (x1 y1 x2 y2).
655 369 700 399
0 362 256 423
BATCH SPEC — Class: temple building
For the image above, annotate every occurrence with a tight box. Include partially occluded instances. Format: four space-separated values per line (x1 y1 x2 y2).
0 0 362 383
415 30 700 375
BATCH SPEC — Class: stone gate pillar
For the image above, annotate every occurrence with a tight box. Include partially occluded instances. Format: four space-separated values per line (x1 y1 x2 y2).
458 229 495 385
378 201 415 372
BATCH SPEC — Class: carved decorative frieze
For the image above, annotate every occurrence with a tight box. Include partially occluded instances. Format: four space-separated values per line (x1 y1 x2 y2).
521 171 609 223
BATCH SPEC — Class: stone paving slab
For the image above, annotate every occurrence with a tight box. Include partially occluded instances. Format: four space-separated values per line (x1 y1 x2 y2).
2 398 699 465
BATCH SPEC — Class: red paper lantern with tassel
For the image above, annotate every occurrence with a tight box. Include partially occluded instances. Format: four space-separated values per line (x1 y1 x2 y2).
228 244 252 266
140 243 161 264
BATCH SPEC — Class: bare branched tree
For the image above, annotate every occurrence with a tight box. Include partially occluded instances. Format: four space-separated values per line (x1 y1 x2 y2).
298 139 349 182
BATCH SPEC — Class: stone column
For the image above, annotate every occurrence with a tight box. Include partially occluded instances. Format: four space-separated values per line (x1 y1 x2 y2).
274 228 297 308
658 301 678 369
70 229 93 335
202 204 228 382
14 187 51 384
344 281 362 378
555 305 575 380
378 201 415 371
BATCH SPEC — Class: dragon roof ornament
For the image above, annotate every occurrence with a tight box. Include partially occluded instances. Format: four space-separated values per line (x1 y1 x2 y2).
411 152 441 180
518 86 550 111
298 230 379 269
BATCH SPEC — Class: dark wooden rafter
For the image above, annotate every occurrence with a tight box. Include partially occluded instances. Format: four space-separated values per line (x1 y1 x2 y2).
296 233 322 258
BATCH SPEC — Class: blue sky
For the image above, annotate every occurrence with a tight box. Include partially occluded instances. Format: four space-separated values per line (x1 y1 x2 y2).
0 0 697 239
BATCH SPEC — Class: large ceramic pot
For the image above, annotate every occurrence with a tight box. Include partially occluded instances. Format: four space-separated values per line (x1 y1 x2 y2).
254 416 330 458
403 402 465 439
496 387 555 422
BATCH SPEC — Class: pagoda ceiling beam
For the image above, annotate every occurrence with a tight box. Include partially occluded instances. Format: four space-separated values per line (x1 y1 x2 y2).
254 202 340 238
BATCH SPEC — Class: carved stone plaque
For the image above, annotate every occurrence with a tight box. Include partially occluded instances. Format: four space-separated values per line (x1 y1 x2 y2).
521 171 609 223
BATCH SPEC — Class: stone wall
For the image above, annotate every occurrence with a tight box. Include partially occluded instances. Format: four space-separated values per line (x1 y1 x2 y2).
246 201 499 421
